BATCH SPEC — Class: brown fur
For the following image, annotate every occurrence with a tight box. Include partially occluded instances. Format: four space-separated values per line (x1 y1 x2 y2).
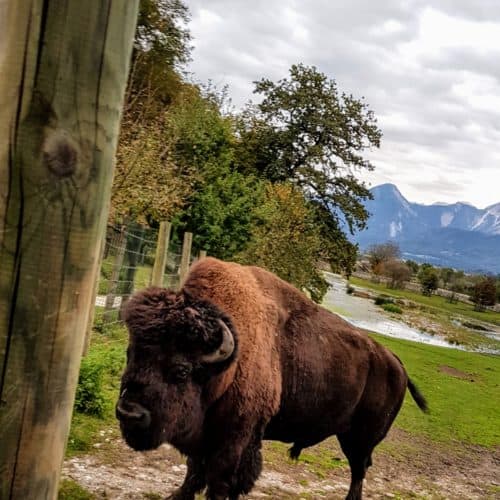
117 258 427 500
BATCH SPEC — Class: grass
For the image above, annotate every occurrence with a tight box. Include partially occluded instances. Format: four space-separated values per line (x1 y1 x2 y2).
264 441 347 479
350 276 500 326
382 303 402 314
134 264 153 289
66 324 127 457
58 479 95 499
371 333 500 447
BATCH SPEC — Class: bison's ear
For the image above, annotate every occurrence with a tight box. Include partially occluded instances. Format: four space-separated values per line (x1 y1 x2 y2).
123 287 177 334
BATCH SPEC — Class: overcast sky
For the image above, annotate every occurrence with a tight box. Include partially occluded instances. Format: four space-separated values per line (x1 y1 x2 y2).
184 1 500 209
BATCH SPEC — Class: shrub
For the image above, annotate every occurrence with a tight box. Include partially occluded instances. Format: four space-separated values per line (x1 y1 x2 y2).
74 357 106 417
374 295 394 306
383 303 402 314
471 277 496 311
383 259 412 289
418 264 439 296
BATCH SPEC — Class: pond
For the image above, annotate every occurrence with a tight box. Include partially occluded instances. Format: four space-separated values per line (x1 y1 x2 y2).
322 273 498 353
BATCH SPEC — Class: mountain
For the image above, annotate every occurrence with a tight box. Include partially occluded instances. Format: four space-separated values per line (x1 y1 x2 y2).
353 184 500 273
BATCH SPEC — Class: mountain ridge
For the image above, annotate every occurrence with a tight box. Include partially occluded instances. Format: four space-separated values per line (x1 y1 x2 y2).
353 183 500 273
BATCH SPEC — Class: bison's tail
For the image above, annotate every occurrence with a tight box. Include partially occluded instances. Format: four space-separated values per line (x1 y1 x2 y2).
407 378 429 413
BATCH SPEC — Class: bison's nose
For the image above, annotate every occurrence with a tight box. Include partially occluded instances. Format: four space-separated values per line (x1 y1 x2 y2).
116 399 151 428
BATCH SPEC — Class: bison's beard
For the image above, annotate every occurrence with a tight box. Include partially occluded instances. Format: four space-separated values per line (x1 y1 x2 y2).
120 422 161 451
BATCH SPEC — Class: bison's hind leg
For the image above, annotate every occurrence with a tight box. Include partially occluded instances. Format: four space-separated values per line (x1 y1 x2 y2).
288 443 302 460
337 432 375 500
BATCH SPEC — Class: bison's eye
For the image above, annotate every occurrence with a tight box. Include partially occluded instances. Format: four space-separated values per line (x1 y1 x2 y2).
168 364 192 383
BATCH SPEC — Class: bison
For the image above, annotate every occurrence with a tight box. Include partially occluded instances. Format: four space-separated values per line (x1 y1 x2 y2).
116 257 427 500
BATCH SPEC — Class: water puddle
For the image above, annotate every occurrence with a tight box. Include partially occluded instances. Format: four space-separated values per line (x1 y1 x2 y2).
322 273 498 354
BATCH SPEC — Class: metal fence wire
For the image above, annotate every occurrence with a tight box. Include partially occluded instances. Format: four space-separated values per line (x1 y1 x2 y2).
94 223 201 327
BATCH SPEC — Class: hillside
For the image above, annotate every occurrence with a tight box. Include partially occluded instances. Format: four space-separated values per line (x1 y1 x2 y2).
354 184 500 273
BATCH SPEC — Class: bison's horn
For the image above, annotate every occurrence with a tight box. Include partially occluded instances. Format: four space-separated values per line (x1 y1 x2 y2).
200 320 235 363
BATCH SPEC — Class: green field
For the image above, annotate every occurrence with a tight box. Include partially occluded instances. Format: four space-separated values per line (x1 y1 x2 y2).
350 276 500 326
371 333 500 447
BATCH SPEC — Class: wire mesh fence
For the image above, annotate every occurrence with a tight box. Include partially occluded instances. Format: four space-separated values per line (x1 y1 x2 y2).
93 222 202 328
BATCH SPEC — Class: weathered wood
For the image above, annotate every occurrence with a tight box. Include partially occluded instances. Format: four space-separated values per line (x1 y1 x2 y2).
0 1 139 498
179 231 193 286
151 221 172 287
82 235 106 356
199 250 207 260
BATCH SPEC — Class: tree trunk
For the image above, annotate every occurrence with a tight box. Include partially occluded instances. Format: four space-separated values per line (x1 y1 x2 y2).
0 1 139 499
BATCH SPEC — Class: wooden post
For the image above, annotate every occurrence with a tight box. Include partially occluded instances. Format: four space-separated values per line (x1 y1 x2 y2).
199 250 207 260
82 235 106 356
0 2 139 499
151 221 172 287
179 232 193 286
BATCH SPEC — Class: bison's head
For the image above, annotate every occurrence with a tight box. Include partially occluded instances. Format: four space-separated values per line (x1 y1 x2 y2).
115 287 237 453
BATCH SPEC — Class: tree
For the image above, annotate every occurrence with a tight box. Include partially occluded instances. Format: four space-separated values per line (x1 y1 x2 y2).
439 267 454 289
384 260 412 289
128 0 191 117
238 184 328 302
136 0 191 67
418 264 439 296
168 88 267 258
110 111 194 224
367 242 401 277
405 259 420 275
235 64 382 274
0 1 138 497
110 0 193 224
181 170 266 260
471 277 497 311
447 269 466 303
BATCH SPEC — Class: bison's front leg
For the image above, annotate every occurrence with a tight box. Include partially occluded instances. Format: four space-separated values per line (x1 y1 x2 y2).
204 426 264 500
166 456 206 500
204 444 243 500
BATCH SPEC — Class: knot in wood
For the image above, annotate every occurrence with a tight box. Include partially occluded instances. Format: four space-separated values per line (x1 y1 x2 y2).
43 131 78 178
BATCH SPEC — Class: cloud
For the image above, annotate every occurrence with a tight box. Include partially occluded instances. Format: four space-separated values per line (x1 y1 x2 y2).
184 1 500 208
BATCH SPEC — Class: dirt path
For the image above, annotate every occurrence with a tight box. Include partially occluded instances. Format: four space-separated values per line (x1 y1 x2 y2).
62 427 499 499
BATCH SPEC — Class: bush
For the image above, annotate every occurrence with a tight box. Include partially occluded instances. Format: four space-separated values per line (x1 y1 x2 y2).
471 277 496 311
374 295 394 306
74 357 106 417
383 303 402 314
418 264 439 296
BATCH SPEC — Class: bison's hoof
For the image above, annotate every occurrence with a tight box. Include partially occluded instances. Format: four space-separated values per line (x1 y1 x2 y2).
165 489 194 500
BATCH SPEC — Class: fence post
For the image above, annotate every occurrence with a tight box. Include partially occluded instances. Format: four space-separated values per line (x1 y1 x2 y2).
103 225 127 323
179 232 193 286
82 235 106 356
199 250 207 260
151 221 172 287
0 1 139 498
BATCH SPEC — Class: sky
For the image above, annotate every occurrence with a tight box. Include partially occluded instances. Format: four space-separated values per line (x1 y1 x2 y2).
184 0 500 209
